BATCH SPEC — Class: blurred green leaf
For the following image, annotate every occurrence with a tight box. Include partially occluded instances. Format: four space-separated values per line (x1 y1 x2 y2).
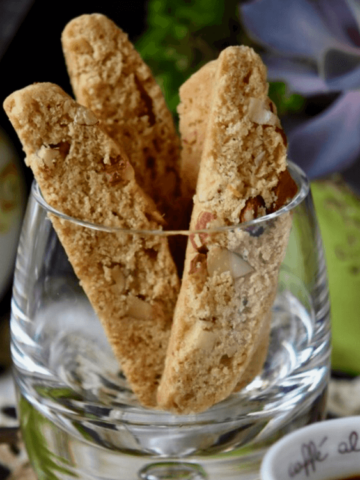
136 0 242 116
311 178 360 375
35 385 81 400
268 82 305 116
137 0 305 120
19 396 77 480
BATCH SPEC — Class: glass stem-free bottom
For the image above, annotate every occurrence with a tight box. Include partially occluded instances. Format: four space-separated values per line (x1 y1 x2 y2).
17 386 327 480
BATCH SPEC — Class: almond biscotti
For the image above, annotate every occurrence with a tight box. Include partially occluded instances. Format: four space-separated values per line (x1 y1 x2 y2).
178 59 268 393
157 46 297 414
3 83 180 408
177 56 297 393
61 14 181 224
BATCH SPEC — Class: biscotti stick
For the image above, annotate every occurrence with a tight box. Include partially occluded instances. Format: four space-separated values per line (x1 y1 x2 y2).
157 46 296 414
178 57 297 393
4 83 180 408
61 14 181 225
178 59 272 392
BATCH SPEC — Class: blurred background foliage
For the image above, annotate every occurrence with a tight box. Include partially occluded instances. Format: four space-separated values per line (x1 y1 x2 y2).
136 0 305 117
136 0 243 113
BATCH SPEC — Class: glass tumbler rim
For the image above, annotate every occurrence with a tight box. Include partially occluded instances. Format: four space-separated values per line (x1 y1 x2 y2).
31 160 309 236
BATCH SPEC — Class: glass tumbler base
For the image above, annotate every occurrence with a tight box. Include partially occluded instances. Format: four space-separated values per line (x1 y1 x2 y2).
18 387 327 480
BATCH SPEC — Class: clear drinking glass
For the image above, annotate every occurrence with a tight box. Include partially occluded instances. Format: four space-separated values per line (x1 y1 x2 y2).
11 162 330 480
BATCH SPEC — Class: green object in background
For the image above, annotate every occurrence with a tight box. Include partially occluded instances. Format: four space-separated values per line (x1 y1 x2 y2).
19 395 76 480
136 1 306 118
311 179 360 375
268 82 305 116
136 0 243 114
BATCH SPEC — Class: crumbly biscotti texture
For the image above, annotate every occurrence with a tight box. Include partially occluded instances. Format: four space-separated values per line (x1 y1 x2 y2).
3 83 180 408
61 14 181 225
178 60 217 201
157 46 294 414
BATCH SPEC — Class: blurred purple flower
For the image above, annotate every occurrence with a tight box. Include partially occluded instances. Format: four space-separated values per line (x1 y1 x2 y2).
240 0 360 189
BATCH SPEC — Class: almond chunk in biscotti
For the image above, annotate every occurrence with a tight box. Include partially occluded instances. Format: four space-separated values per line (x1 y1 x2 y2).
61 14 181 225
157 46 295 414
3 83 180 408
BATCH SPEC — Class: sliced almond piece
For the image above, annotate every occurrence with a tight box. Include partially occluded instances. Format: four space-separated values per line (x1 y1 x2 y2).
74 106 99 126
126 295 153 320
189 233 205 252
207 247 253 279
240 196 266 223
248 97 280 127
195 211 216 230
35 146 60 168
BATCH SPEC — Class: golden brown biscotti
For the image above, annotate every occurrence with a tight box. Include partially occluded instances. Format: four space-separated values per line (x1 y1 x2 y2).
3 83 180 408
178 58 270 392
178 60 217 202
157 46 295 414
61 14 181 225
177 56 297 394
